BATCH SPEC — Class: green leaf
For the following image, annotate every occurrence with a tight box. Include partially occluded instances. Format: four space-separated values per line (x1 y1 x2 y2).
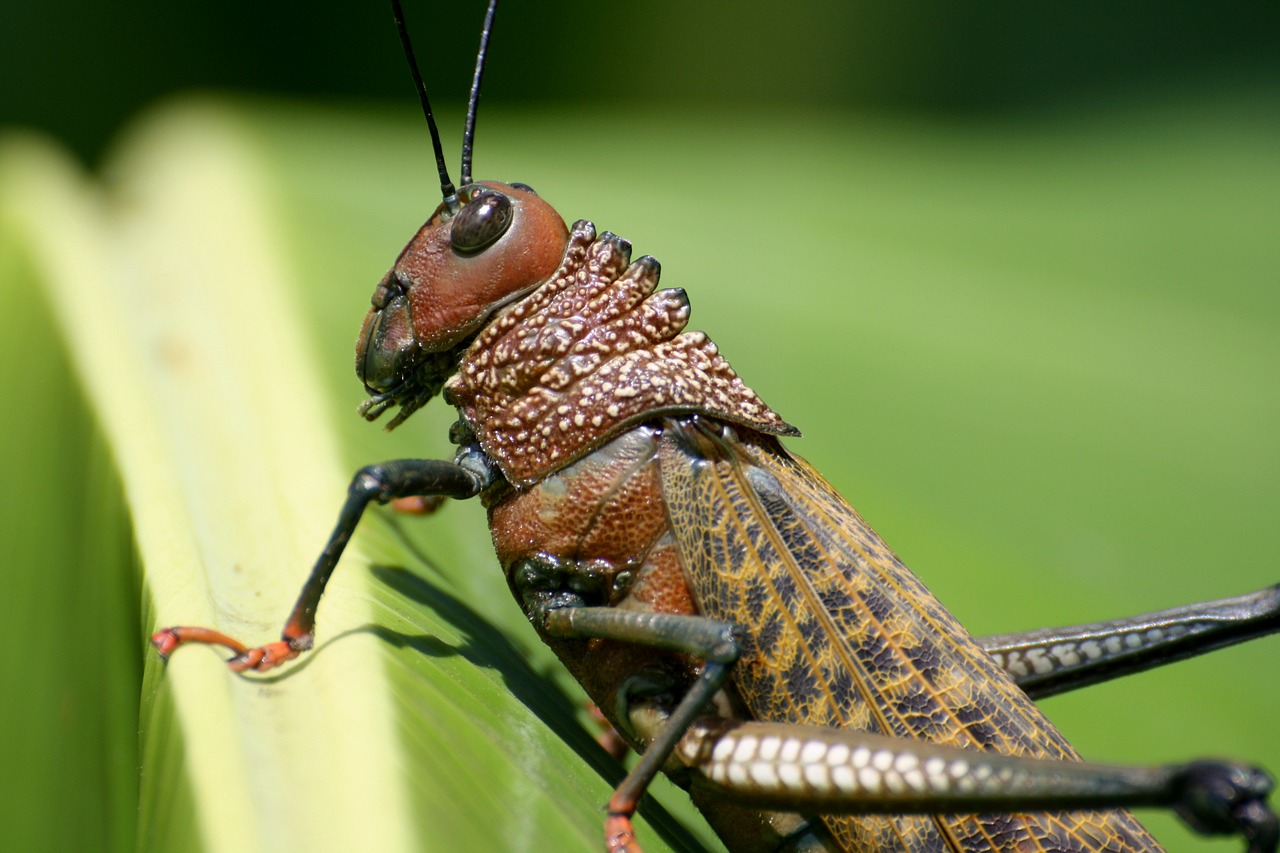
0 104 714 853
0 138 140 853
1 87 1275 853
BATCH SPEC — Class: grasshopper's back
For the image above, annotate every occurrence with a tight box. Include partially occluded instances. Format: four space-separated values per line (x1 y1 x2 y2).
660 419 1162 851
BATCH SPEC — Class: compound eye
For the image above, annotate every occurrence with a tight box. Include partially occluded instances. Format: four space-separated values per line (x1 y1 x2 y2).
451 190 514 254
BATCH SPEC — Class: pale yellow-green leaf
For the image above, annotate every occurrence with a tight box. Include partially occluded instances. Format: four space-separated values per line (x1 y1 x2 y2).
0 105 714 853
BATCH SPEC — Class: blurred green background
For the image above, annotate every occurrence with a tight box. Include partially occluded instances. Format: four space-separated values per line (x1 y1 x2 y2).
1 2 1277 853
4 0 1278 164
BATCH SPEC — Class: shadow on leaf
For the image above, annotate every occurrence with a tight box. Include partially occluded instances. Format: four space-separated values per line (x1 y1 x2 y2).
370 562 712 853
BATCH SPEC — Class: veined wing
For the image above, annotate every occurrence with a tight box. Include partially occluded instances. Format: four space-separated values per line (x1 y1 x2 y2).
658 417 1160 853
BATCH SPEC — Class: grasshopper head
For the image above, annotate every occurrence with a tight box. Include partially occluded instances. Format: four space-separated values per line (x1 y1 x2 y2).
355 181 569 428
361 1 566 427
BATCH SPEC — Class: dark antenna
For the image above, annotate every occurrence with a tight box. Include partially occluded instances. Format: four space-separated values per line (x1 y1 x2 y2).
390 0 459 212
460 0 499 187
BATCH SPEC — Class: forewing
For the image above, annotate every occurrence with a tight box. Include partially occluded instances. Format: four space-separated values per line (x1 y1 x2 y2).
658 419 1160 852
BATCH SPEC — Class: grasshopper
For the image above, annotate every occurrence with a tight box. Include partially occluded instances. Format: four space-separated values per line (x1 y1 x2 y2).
151 2 1280 851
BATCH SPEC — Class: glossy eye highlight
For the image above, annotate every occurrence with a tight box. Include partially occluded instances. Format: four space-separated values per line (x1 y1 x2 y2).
451 190 513 253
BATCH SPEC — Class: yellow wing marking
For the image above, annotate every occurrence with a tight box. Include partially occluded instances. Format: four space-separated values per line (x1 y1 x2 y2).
658 419 1162 853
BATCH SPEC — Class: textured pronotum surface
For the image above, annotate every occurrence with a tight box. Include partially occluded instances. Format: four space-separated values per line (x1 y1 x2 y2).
446 221 796 485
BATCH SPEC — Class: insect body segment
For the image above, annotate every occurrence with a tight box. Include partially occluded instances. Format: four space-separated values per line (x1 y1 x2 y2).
447 219 797 485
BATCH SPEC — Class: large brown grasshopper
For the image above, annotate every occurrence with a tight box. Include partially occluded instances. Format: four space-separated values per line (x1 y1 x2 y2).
151 2 1280 851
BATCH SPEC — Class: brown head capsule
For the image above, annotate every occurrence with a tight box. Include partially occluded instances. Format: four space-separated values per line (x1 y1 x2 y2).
356 181 569 428
357 1 567 428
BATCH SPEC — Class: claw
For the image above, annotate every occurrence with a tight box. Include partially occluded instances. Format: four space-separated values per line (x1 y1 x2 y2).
1173 761 1278 853
604 812 642 853
149 627 188 660
1236 798 1280 853
150 626 309 673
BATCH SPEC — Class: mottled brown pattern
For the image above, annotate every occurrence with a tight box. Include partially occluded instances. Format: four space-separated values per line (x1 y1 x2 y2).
489 424 669 569
657 418 1164 853
489 426 702 729
446 221 797 486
